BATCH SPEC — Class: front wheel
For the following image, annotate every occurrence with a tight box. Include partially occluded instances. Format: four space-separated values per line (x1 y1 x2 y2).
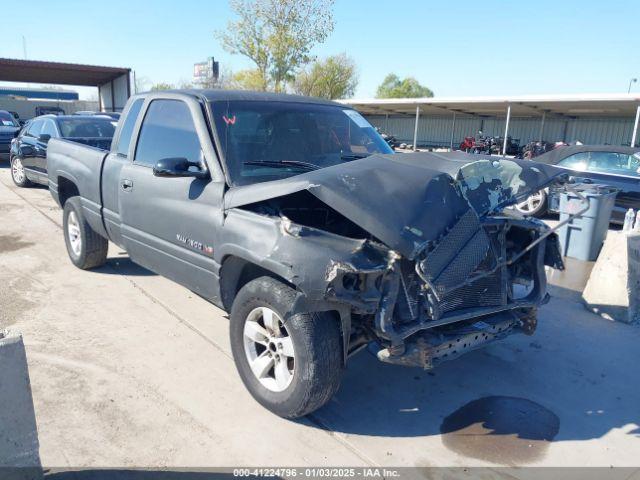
63 197 109 270
514 190 548 218
10 157 33 188
230 276 343 418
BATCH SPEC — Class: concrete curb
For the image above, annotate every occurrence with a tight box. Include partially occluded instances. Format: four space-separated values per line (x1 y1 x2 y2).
0 330 41 471
583 232 640 324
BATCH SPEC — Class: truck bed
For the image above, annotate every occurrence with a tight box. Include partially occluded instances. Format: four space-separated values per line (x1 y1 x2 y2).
47 138 110 238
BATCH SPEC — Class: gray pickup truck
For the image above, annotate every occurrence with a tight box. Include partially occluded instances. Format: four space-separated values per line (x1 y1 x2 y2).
47 90 566 418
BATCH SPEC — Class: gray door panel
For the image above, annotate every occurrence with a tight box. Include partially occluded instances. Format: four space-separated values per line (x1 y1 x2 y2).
118 163 225 301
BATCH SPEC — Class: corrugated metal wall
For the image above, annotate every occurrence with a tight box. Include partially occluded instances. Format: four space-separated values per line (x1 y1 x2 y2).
366 114 637 147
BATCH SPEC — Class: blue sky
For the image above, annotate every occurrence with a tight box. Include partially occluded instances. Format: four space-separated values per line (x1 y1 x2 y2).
2 0 639 99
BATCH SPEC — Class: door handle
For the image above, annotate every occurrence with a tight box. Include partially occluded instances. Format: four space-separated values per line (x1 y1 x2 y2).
121 179 133 191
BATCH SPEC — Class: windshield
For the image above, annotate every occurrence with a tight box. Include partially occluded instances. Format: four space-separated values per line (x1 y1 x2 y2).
212 100 393 186
0 111 19 127
57 118 116 138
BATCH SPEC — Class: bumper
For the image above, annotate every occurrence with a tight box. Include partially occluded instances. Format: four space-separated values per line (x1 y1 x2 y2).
377 309 534 369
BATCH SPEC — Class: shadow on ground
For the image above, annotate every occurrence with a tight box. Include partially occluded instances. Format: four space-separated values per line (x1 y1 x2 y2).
94 257 157 277
306 299 640 464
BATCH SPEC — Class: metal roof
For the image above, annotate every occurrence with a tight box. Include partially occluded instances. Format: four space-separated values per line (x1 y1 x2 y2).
0 58 130 87
339 93 640 118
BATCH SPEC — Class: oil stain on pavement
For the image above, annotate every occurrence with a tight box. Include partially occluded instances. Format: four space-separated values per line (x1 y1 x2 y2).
440 396 560 465
0 234 35 254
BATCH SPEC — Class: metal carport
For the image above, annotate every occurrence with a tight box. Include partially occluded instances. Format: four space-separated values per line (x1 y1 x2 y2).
340 94 640 151
0 58 131 112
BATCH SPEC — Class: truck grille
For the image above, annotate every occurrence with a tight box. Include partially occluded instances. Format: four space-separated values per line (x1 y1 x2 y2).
395 217 508 322
437 256 505 313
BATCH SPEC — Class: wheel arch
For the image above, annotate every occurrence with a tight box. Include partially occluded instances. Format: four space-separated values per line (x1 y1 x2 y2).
219 255 295 312
56 175 80 207
219 255 350 365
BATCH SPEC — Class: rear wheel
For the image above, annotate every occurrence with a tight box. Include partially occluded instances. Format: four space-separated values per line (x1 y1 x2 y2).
10 157 32 188
230 276 343 418
63 197 108 270
514 190 548 218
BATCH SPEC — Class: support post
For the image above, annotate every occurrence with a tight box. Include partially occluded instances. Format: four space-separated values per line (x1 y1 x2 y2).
449 112 457 150
539 111 546 142
502 104 511 156
632 104 640 148
413 105 420 151
385 113 389 133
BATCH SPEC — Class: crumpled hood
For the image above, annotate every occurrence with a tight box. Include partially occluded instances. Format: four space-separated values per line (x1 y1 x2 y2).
224 152 564 259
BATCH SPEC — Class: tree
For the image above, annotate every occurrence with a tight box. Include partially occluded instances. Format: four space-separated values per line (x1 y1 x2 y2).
375 74 433 98
293 53 358 99
150 82 175 91
217 0 335 92
231 69 271 91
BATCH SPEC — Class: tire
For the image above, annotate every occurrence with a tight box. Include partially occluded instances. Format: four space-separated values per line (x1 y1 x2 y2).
514 190 548 218
62 197 108 270
230 276 343 418
10 156 33 188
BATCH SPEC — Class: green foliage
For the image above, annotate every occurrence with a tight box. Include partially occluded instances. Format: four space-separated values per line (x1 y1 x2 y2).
293 53 358 99
150 82 174 91
231 69 271 91
217 0 335 92
375 74 434 98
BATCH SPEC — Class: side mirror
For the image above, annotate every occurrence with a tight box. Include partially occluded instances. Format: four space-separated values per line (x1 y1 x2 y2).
153 157 208 179
38 134 51 143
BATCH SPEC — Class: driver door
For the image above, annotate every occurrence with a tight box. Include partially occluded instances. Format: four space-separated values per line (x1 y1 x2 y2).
118 98 225 301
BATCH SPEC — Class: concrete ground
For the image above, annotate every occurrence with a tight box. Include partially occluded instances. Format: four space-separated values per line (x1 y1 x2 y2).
0 163 639 470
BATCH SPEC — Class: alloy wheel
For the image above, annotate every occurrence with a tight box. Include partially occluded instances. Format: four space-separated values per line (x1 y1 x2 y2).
516 191 544 214
67 211 82 256
11 157 25 184
243 306 295 392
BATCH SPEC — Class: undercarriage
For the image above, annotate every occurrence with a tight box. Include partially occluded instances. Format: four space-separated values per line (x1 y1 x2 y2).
346 213 562 369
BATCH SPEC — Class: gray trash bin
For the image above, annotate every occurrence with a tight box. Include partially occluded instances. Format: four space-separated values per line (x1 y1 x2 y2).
557 184 618 261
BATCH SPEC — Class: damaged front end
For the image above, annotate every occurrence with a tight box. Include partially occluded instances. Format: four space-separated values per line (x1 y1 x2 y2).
225 154 567 369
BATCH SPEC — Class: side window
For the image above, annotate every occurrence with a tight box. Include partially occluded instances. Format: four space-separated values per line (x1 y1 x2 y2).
558 152 589 171
588 152 640 177
134 100 202 167
26 120 44 139
115 99 144 156
41 120 58 138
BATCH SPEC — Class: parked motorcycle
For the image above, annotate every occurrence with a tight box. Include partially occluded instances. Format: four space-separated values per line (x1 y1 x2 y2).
519 141 567 159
